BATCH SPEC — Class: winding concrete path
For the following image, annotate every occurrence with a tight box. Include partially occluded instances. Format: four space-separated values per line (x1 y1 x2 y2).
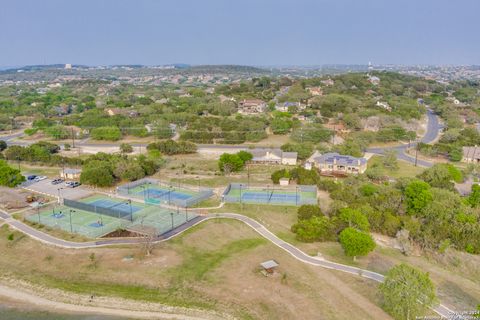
0 209 457 319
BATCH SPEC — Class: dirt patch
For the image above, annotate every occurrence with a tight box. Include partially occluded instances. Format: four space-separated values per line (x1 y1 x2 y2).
0 187 36 211
200 241 391 320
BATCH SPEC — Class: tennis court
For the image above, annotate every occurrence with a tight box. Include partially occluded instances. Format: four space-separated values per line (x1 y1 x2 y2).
26 205 128 238
222 183 317 206
26 194 199 238
117 178 214 207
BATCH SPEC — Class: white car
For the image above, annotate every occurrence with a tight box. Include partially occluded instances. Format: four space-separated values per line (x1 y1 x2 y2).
34 176 47 182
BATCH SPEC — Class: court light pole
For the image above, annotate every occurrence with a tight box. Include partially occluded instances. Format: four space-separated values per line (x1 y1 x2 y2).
239 184 242 204
57 188 64 204
170 212 174 230
128 199 133 222
168 186 172 205
295 186 299 206
69 209 76 233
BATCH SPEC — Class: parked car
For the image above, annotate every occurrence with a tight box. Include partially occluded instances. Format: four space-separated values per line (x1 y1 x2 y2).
34 176 47 182
66 181 81 188
51 178 64 185
27 175 37 181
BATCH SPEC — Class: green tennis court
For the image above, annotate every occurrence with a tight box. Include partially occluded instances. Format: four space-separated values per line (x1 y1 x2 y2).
26 206 128 238
223 184 317 206
26 194 198 238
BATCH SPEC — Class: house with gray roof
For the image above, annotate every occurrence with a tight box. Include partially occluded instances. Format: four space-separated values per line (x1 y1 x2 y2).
462 146 480 163
313 152 367 175
249 148 297 165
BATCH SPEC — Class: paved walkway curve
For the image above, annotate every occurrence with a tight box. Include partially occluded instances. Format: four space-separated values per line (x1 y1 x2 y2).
0 209 456 319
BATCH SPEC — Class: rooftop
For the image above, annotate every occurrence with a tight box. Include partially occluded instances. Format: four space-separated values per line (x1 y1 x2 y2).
314 153 367 166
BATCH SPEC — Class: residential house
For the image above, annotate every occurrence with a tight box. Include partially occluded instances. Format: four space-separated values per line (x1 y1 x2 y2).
248 148 297 165
218 95 235 103
376 101 392 112
307 87 323 96
313 153 367 175
462 146 480 163
105 107 139 117
321 79 334 86
60 168 82 180
323 120 351 134
237 99 267 115
368 75 381 85
53 105 72 116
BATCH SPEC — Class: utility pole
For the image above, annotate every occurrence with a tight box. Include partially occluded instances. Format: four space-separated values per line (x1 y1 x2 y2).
414 142 418 167
71 128 75 148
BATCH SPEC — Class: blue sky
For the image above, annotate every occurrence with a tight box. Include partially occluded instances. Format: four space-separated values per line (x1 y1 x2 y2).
1 0 479 66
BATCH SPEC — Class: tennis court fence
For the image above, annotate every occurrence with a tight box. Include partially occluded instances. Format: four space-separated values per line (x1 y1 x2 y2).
117 178 213 207
63 198 133 221
222 183 317 205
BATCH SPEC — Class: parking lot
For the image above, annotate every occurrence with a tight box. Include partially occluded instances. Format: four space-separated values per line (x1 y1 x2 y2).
22 178 93 200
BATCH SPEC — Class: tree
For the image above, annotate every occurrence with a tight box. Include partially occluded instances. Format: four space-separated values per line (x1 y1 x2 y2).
80 160 115 187
45 125 69 140
338 227 375 260
467 184 480 207
404 180 432 214
0 160 25 187
90 126 122 141
281 142 313 160
270 117 293 134
271 168 290 184
147 140 196 155
297 205 322 220
236 150 253 163
418 164 463 190
0 140 7 152
383 150 399 170
291 216 336 242
120 143 133 154
337 208 370 232
379 264 437 320
218 153 244 174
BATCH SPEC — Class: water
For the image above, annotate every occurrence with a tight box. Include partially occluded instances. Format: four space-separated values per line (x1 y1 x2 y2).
0 304 135 320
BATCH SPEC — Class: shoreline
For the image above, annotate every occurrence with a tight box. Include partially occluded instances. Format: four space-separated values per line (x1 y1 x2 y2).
0 280 220 320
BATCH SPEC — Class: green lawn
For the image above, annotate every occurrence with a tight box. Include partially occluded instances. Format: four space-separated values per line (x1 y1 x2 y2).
368 155 424 178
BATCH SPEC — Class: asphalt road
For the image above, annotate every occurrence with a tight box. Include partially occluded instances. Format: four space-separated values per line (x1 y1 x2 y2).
0 208 457 319
366 107 442 168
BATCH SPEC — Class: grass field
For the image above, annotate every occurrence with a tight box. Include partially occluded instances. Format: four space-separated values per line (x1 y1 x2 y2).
367 155 424 178
0 220 391 319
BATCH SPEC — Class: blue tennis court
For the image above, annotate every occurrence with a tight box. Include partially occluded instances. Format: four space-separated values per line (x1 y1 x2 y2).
87 199 142 213
140 188 192 200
